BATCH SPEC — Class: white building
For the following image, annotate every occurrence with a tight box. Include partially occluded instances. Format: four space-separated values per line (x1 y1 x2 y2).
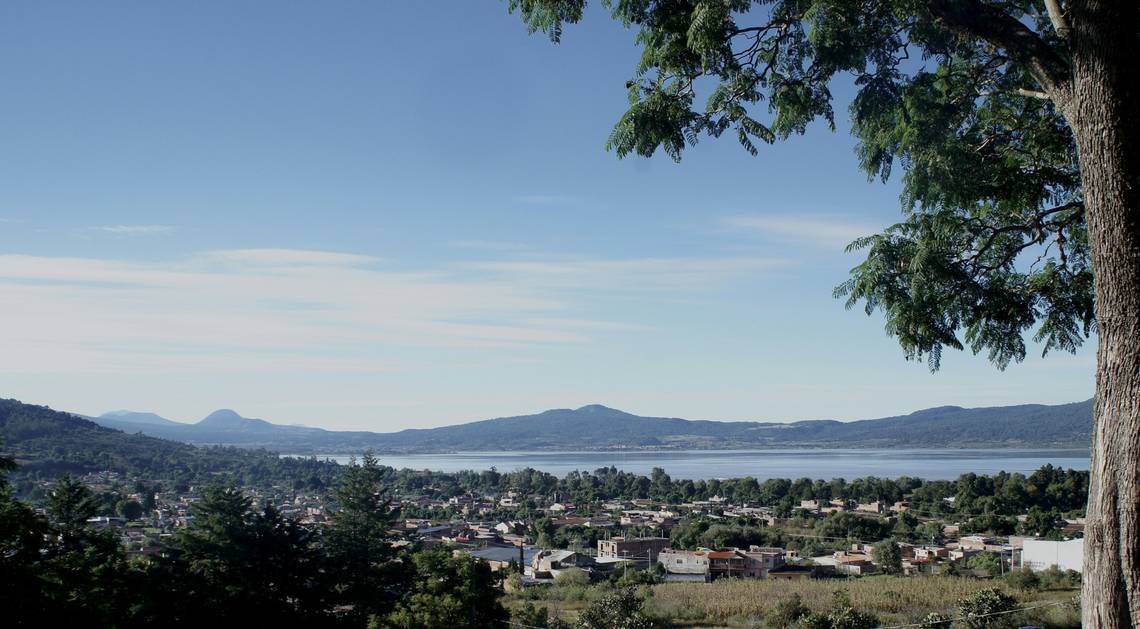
1021 539 1083 573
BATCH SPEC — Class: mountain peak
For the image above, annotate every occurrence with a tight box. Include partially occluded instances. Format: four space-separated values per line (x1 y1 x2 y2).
909 405 965 417
575 404 620 413
97 410 179 426
199 409 244 425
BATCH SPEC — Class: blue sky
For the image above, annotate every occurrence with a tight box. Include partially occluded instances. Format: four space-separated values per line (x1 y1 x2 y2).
0 1 1094 430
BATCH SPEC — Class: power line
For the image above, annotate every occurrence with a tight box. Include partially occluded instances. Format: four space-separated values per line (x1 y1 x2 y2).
874 599 1068 629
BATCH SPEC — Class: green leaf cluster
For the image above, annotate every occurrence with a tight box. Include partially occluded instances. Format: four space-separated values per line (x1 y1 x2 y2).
508 0 1097 371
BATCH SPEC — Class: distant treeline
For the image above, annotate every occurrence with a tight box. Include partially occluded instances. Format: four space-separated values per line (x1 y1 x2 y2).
377 463 1089 519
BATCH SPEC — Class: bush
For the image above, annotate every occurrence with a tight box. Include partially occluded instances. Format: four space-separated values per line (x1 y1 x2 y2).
555 568 591 588
765 593 810 629
514 602 555 628
1038 566 1081 590
796 591 878 629
957 587 1019 629
965 552 1001 574
612 569 661 588
1003 568 1041 590
576 588 657 629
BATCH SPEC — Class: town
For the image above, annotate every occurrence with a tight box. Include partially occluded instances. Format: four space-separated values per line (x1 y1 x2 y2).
49 462 1086 588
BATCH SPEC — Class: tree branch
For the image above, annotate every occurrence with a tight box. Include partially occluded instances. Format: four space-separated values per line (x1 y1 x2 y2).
1044 0 1072 41
927 0 1071 96
1017 88 1050 99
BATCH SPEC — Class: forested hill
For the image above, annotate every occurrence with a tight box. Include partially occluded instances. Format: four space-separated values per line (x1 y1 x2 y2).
365 401 1092 450
0 398 338 484
90 399 1092 452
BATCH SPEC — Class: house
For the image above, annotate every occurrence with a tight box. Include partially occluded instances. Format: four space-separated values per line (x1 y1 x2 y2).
531 549 596 578
459 545 534 572
856 501 885 514
657 549 710 581
913 545 949 561
799 500 820 510
897 542 917 560
744 546 786 576
495 520 526 535
597 537 671 565
707 549 749 580
948 548 982 562
958 535 996 551
832 552 875 575
657 546 786 581
814 551 875 575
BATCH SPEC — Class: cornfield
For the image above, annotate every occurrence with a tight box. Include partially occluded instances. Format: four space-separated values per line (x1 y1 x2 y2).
645 576 1072 626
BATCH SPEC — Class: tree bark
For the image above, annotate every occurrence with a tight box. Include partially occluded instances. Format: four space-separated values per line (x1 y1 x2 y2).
1063 2 1140 627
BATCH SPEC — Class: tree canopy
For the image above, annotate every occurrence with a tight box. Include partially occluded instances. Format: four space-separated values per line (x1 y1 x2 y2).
507 0 1091 371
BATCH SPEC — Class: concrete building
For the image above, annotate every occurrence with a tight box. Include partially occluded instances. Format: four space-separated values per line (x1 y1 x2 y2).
597 536 670 565
530 549 595 577
744 546 786 576
658 548 710 581
657 546 786 581
1021 538 1083 573
814 551 875 575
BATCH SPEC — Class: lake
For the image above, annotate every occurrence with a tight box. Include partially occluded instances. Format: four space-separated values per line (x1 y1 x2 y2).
281 448 1090 480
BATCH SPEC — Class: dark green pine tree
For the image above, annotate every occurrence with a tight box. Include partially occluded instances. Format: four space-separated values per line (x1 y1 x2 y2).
503 2 1139 625
38 475 131 626
323 453 406 625
0 443 51 626
168 485 333 625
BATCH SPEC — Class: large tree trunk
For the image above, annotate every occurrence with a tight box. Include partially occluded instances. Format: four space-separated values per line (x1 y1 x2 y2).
1066 2 1140 627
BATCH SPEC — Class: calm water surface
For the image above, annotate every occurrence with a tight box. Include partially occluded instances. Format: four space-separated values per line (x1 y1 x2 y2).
282 448 1089 480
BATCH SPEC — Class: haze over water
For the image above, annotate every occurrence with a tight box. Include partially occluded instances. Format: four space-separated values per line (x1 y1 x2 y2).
287 448 1090 480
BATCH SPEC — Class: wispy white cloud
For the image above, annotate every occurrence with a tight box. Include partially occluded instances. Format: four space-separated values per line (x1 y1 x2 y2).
723 215 880 249
466 256 789 291
202 248 381 267
98 224 174 235
0 247 774 375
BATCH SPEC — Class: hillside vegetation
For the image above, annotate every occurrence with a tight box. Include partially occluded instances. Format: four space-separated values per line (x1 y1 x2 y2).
0 399 338 486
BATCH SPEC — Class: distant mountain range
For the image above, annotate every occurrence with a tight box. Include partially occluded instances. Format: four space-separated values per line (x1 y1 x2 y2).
0 398 336 479
87 399 1094 453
